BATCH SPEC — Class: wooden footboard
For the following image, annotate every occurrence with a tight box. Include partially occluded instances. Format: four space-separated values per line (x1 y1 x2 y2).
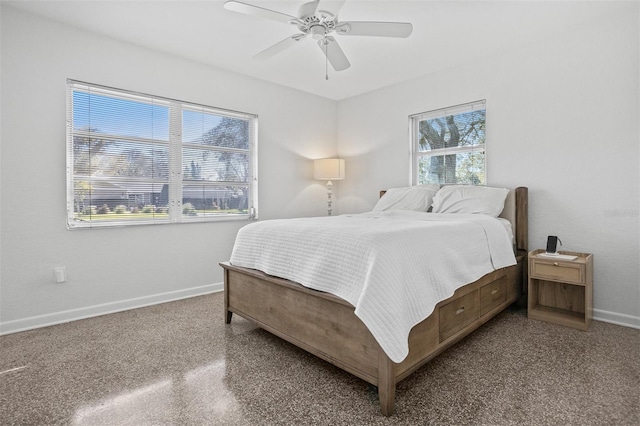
221 256 523 416
223 263 380 383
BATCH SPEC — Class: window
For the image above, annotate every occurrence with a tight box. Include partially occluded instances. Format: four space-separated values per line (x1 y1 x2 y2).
66 80 257 228
410 100 486 185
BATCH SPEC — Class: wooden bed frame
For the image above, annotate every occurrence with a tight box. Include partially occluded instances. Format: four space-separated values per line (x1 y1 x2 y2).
221 187 528 416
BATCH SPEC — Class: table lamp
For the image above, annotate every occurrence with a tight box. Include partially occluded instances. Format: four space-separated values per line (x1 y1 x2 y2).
314 158 345 216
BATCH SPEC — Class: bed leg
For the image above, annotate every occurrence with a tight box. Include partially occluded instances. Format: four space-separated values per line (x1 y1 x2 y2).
224 268 232 324
378 350 396 416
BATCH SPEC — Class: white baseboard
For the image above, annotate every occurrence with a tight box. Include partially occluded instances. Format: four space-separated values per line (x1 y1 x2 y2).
593 308 640 329
3 288 637 336
0 282 223 336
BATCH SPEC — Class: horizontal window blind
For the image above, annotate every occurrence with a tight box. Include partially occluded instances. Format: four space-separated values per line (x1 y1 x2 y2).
410 99 486 122
66 80 257 228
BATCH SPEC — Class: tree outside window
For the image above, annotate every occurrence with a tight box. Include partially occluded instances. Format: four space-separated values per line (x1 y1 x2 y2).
411 100 486 185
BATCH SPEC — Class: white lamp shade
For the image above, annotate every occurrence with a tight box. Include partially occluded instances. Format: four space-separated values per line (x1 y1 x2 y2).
314 158 345 180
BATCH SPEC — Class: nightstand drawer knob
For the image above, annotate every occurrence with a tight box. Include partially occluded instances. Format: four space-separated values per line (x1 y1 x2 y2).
456 307 465 315
491 289 498 295
553 262 559 266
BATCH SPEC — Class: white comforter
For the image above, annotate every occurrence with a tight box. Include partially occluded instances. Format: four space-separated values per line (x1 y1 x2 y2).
229 210 516 363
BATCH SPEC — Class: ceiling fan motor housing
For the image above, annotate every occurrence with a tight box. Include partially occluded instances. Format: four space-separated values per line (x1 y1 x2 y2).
297 12 337 40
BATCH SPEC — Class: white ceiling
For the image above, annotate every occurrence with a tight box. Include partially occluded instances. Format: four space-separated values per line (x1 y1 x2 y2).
5 0 622 100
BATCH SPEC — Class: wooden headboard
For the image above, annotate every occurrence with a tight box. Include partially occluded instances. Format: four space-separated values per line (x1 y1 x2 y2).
502 187 528 255
379 187 528 256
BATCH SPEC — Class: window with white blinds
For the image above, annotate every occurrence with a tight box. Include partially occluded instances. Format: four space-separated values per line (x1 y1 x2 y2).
410 100 486 185
66 80 258 229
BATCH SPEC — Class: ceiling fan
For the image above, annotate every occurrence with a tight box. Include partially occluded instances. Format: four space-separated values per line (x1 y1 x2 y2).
223 0 413 74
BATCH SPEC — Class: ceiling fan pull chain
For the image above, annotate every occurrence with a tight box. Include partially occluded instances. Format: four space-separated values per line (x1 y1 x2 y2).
325 40 329 80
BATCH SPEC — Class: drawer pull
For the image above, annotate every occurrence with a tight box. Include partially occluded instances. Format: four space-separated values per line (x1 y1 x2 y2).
455 307 465 315
491 289 498 295
553 262 559 266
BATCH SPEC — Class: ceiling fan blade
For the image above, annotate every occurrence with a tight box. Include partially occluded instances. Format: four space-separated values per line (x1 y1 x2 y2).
318 36 350 71
297 0 319 19
316 0 346 18
254 34 307 61
224 1 298 24
335 21 413 38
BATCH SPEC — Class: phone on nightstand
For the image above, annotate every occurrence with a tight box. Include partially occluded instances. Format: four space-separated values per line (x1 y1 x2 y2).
546 236 559 253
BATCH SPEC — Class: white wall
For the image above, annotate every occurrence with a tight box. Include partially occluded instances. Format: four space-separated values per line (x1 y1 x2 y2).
0 6 338 333
337 5 640 327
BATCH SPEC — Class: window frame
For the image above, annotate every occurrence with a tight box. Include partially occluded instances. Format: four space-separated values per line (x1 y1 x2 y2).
66 80 258 229
410 100 486 186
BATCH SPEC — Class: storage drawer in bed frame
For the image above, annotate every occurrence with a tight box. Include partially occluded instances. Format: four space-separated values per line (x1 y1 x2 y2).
437 274 509 343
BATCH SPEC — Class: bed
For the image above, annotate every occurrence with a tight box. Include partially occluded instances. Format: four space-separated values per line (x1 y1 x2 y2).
221 185 528 416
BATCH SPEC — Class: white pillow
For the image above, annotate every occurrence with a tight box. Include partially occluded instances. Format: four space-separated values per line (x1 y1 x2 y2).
373 185 440 212
431 185 509 217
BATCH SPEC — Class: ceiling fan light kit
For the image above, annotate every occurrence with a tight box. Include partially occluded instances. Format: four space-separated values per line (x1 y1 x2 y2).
310 24 327 40
223 0 413 77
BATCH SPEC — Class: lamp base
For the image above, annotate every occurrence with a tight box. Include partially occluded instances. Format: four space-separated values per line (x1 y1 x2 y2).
326 180 333 216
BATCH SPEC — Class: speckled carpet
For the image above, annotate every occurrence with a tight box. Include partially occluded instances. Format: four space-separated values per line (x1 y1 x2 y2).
1 293 638 425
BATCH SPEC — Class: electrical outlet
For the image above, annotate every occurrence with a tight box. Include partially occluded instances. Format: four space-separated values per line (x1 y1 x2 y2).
53 267 66 283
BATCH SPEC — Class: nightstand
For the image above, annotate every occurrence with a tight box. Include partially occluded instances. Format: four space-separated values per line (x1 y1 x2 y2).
528 249 593 330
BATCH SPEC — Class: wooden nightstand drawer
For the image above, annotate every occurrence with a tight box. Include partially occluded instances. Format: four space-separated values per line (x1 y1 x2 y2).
530 258 585 284
439 291 478 342
480 277 507 316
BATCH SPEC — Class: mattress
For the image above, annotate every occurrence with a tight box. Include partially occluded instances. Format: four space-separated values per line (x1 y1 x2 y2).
230 210 516 363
